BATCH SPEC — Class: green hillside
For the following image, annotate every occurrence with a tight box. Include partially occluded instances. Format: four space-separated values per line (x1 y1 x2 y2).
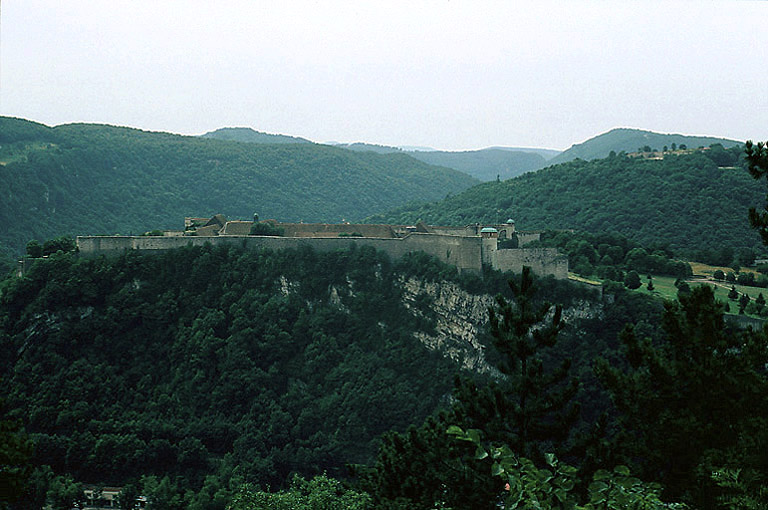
0 245 463 490
548 127 741 165
369 145 765 257
0 117 478 256
201 127 311 144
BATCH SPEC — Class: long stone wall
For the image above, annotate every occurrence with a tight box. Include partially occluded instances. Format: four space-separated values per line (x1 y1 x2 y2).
77 233 485 273
76 233 568 278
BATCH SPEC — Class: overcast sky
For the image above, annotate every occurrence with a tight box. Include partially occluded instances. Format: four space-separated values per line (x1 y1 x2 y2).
2 1 766 150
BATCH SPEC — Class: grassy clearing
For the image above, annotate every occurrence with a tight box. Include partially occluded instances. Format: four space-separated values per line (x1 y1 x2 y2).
585 269 767 320
635 275 679 301
689 261 760 278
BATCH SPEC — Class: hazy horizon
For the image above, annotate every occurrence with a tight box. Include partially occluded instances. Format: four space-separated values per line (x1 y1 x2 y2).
2 1 766 151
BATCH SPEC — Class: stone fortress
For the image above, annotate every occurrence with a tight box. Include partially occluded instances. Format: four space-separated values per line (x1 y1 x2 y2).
76 215 568 278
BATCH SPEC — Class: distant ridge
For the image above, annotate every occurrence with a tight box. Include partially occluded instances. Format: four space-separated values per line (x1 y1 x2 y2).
202 127 312 144
405 148 549 182
548 128 741 165
329 142 402 154
318 142 553 181
487 146 561 160
0 116 478 256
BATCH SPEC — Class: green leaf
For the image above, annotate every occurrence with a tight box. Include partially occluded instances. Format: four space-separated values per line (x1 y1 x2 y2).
545 453 557 467
491 462 503 476
474 446 488 460
613 465 631 476
466 428 482 443
593 469 612 481
446 425 464 436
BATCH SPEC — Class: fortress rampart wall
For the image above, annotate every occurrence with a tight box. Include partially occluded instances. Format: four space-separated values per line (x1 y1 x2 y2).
490 248 569 279
77 234 568 278
516 232 541 247
77 233 485 272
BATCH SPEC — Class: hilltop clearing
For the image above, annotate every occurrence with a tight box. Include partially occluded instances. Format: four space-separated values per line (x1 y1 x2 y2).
548 127 741 165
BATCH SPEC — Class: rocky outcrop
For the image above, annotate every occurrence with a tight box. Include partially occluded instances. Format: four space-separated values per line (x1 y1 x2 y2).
401 277 497 374
401 277 604 374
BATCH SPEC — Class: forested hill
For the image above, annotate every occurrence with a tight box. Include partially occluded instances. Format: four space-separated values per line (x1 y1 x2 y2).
0 245 463 494
201 127 312 144
0 117 478 256
548 127 741 165
369 145 766 256
0 243 599 504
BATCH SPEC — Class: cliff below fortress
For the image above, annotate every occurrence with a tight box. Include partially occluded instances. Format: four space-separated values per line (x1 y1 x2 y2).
399 277 602 374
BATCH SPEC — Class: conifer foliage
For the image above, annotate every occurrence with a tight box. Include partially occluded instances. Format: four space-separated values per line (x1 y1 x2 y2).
485 266 579 461
595 286 768 508
363 267 581 509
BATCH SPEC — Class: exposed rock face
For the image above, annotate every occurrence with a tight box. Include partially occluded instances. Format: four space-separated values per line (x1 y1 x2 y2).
400 277 497 374
400 277 604 375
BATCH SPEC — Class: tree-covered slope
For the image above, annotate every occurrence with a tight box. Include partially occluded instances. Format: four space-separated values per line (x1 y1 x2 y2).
548 127 741 165
201 127 311 144
370 146 765 256
0 117 478 255
0 245 466 490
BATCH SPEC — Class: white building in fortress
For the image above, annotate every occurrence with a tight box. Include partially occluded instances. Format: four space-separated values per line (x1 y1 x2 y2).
76 216 569 279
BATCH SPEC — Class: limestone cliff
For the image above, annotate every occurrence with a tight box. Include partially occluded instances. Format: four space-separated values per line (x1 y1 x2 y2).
401 277 498 374
400 277 604 374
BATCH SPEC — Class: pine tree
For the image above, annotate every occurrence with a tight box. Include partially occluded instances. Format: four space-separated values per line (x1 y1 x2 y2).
595 285 768 508
739 292 751 313
363 267 581 509
484 266 580 461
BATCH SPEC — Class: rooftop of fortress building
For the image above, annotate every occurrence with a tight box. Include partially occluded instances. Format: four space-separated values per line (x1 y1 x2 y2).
180 214 520 239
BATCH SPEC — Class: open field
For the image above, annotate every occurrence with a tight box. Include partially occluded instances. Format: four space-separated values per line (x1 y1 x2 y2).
590 264 768 320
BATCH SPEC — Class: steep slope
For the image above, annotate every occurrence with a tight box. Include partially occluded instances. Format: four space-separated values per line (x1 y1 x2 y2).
0 244 601 492
0 246 461 488
549 128 741 165
0 117 478 255
369 146 764 255
201 127 312 144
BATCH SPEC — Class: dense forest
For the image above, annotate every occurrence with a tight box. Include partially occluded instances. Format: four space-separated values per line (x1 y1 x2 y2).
3 241 767 509
0 117 478 258
0 240 673 509
370 145 765 259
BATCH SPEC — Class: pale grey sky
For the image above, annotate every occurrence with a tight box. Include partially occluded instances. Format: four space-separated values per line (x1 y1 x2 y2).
2 0 766 150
